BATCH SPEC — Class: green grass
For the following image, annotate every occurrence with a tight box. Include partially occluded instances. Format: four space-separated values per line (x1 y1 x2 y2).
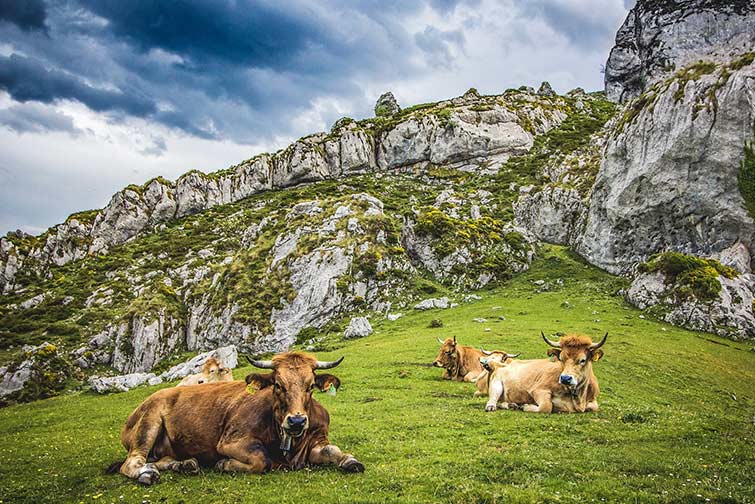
1 246 754 503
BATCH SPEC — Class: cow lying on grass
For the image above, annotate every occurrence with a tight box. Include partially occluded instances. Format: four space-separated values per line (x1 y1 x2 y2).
107 352 364 485
177 356 234 386
432 336 484 382
484 332 607 413
470 348 519 397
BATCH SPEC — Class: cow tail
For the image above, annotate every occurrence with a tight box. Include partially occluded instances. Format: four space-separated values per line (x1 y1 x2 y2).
105 460 124 474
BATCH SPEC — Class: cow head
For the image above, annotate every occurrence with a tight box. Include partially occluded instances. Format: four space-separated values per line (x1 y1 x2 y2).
245 353 343 438
433 336 457 369
202 357 223 380
478 348 520 372
541 331 607 391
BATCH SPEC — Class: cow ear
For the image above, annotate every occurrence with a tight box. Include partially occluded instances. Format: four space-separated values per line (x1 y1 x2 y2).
245 372 274 389
546 348 561 360
590 349 604 362
315 373 341 392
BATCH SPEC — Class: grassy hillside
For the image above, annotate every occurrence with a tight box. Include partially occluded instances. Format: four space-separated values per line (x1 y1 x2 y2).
1 246 754 503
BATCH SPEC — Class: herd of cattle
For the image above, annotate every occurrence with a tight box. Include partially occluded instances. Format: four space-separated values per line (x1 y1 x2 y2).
107 332 607 485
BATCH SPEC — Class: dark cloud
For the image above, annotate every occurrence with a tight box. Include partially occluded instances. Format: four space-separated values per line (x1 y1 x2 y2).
0 0 427 143
0 0 47 32
0 53 157 117
0 102 80 135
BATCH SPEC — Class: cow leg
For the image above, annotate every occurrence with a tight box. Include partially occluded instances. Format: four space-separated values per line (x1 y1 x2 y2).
153 456 200 475
522 390 553 413
120 413 164 485
485 379 504 412
216 439 271 474
310 444 365 473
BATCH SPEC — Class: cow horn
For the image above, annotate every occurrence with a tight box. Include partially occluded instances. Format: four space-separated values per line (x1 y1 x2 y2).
506 352 521 359
437 337 444 344
541 331 561 348
453 336 457 344
480 347 493 356
315 356 344 369
590 332 608 350
247 356 274 369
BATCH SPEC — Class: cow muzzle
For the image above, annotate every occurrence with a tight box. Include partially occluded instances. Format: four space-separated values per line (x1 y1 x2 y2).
283 414 309 437
432 361 442 368
559 374 576 386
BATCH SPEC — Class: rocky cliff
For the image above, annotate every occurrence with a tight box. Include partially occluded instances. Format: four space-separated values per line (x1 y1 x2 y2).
605 0 755 103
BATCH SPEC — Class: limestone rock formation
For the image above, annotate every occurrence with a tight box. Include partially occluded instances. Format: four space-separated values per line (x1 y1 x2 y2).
580 52 755 275
375 91 401 116
605 0 755 103
0 342 72 404
627 271 755 339
0 87 571 294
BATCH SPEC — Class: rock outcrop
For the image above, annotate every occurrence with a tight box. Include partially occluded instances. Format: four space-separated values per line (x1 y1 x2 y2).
0 88 571 294
0 343 72 404
579 0 755 277
375 92 401 116
605 0 755 103
627 270 755 339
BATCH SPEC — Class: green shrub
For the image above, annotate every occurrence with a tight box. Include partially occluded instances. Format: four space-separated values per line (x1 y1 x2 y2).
639 252 738 302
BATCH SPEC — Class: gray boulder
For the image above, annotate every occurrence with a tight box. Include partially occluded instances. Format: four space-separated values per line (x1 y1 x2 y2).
89 372 162 393
414 297 450 310
343 317 373 339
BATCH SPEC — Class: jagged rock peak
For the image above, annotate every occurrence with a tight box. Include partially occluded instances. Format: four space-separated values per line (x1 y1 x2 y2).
605 0 755 102
537 81 556 97
374 92 401 116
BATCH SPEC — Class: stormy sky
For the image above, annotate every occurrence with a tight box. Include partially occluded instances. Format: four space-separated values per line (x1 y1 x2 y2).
0 0 633 235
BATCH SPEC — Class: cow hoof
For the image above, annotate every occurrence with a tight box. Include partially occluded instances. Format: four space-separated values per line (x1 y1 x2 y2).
341 457 365 473
137 464 160 486
485 404 496 412
179 458 200 475
215 459 229 472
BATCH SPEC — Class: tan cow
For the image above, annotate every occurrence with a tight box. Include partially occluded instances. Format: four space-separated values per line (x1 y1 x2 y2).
107 352 363 485
470 348 519 397
484 332 607 413
432 337 484 382
177 357 234 386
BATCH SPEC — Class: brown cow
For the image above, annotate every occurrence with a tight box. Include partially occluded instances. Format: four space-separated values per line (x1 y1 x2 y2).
177 357 234 386
484 332 607 413
107 352 363 485
470 348 519 397
432 337 485 382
